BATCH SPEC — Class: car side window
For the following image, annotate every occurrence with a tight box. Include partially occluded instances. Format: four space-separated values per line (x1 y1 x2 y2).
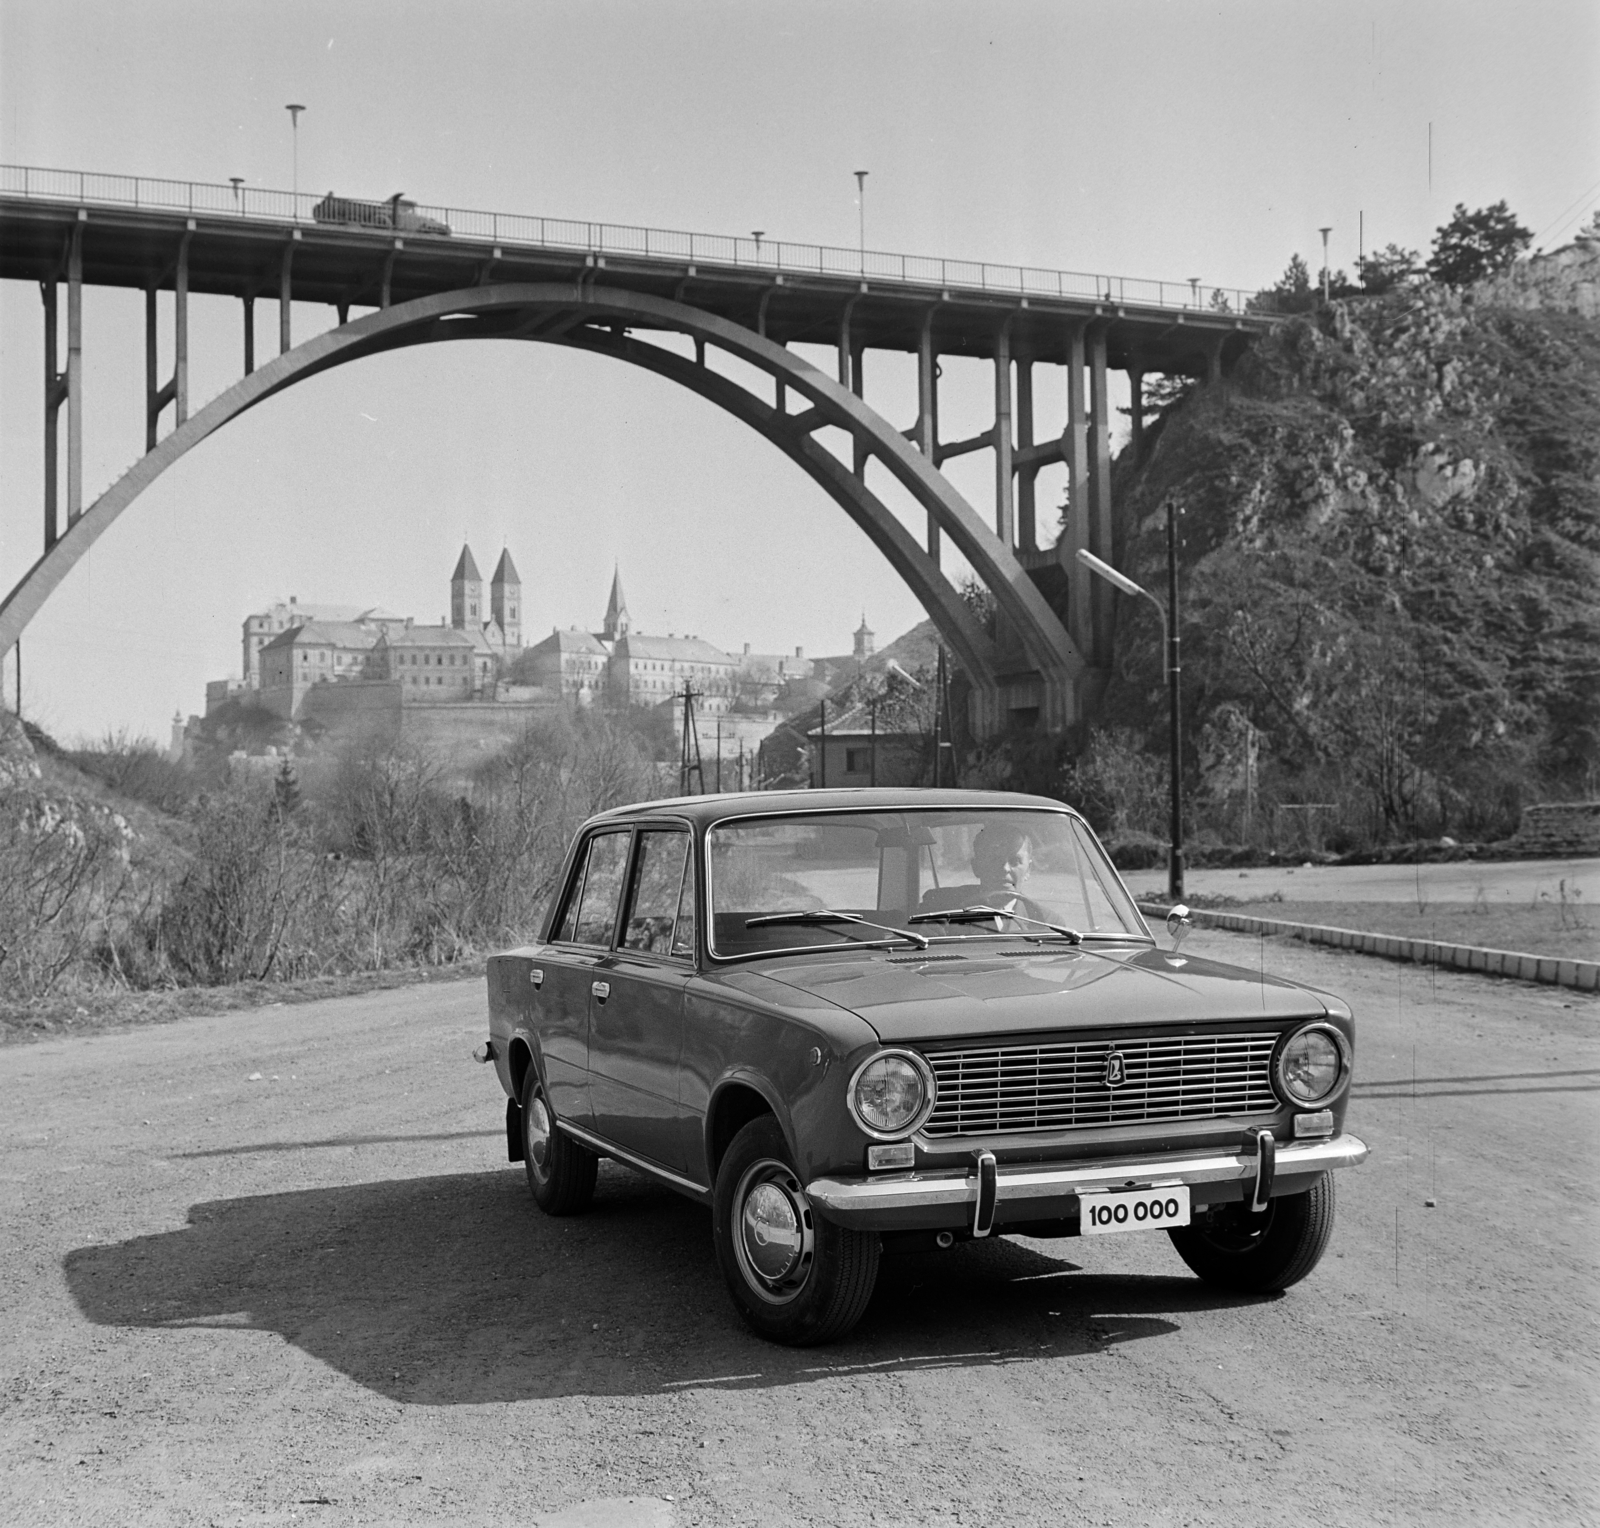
564 830 631 948
671 840 698 959
621 831 690 957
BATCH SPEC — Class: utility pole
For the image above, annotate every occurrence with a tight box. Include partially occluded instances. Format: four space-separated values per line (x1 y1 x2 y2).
1165 502 1185 901
817 697 827 788
679 682 704 795
869 698 878 787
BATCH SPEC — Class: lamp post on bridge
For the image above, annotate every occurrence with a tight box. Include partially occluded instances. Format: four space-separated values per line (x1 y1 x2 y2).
285 104 306 213
1076 501 1185 902
1318 226 1332 302
854 170 868 271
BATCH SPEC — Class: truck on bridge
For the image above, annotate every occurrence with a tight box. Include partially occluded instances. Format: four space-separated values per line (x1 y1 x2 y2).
311 191 451 236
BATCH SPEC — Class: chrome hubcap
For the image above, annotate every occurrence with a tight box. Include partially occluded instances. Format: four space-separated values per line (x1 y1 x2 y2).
732 1160 814 1304
526 1095 552 1173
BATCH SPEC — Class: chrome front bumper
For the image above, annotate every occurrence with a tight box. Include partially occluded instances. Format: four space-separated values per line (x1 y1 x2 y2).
806 1132 1368 1233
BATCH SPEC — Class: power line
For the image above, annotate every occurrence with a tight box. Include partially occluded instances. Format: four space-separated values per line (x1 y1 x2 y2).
1534 178 1600 247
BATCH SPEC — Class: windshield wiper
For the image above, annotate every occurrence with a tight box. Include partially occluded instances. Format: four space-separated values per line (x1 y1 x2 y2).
744 909 930 950
907 904 1082 943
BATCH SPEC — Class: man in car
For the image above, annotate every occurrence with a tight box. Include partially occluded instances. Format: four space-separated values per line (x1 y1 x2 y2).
920 821 1048 925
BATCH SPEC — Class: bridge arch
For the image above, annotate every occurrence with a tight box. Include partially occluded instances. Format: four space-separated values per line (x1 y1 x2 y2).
0 283 1083 726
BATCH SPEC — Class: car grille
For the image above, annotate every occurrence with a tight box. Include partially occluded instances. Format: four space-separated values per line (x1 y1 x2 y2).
920 1031 1280 1137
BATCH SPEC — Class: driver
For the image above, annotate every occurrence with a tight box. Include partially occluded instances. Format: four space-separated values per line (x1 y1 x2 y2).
920 822 1047 925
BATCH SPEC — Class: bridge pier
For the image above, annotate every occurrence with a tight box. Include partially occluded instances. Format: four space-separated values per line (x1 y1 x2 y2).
1015 358 1036 554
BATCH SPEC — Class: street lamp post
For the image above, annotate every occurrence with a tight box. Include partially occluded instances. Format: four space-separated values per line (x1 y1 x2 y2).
854 170 868 270
286 104 306 212
1076 501 1185 901
1318 226 1332 302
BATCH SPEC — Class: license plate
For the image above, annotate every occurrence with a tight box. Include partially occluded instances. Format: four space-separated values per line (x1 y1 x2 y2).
1080 1184 1190 1236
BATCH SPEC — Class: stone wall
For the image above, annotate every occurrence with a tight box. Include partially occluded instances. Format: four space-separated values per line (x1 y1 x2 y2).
1505 801 1600 857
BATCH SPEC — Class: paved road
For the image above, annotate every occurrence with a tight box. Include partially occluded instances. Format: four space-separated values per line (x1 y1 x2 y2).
1121 857 1599 907
2 936 1596 1527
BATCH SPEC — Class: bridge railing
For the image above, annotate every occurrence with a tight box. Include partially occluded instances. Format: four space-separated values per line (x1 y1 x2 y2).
1 163 1256 316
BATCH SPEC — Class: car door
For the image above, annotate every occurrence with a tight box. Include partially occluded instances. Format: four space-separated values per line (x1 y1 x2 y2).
539 827 632 1131
588 826 696 1174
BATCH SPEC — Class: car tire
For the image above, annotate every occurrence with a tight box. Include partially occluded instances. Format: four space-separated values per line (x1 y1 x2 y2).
713 1116 880 1346
1167 1172 1336 1293
521 1071 596 1216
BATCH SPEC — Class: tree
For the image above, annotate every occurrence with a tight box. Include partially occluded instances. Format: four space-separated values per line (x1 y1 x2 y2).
1360 243 1420 295
1249 254 1317 315
273 756 300 815
1427 201 1532 286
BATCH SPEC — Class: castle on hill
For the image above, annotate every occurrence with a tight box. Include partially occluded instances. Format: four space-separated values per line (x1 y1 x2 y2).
210 545 526 720
204 547 872 725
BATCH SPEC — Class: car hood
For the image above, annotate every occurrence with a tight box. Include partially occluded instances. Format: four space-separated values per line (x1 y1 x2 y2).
748 943 1326 1042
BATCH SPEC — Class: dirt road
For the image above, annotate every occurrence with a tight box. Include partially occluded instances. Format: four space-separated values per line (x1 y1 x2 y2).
3 934 1596 1527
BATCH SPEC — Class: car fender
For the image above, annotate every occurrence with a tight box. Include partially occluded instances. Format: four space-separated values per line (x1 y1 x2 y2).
703 1065 799 1178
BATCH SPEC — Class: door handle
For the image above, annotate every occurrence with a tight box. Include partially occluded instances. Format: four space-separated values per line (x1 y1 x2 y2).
528 967 544 989
591 981 610 1002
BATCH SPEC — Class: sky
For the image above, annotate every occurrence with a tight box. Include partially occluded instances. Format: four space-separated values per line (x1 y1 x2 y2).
1 0 1596 742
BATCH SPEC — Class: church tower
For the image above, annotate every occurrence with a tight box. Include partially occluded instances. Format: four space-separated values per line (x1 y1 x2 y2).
853 613 875 664
601 566 631 642
450 545 482 630
490 549 521 649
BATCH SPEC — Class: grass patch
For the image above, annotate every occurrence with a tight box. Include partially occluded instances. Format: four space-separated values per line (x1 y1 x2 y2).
1224 901 1597 962
0 959 488 1045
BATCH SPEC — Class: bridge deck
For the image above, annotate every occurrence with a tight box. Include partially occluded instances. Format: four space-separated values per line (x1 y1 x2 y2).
1 176 1264 377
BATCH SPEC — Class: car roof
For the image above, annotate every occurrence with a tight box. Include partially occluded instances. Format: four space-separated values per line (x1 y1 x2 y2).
583 787 1084 830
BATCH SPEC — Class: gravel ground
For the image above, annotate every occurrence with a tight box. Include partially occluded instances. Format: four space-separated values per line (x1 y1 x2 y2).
1 932 1595 1527
1120 857 1599 907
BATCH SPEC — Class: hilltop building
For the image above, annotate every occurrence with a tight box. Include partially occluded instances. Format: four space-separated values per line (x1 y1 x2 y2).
212 542 527 721
518 567 787 717
200 548 889 780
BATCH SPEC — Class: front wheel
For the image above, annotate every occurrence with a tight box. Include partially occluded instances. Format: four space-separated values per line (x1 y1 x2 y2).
713 1117 880 1345
1167 1173 1336 1293
521 1071 596 1216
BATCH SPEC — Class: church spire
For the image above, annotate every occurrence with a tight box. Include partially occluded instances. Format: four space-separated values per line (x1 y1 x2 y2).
490 549 521 649
451 544 483 630
601 565 630 641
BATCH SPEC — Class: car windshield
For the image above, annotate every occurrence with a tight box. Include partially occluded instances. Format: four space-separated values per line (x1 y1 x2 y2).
706 808 1150 959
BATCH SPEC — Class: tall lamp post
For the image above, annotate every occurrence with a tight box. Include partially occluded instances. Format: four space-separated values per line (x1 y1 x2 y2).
1077 500 1185 901
853 170 868 270
1318 226 1332 302
286 104 306 212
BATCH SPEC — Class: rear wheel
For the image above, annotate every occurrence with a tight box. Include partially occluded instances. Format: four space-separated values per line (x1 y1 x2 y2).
713 1116 879 1345
1168 1173 1335 1293
521 1071 596 1216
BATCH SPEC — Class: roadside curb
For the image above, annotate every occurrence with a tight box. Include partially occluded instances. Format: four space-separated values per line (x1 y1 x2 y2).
1136 903 1599 993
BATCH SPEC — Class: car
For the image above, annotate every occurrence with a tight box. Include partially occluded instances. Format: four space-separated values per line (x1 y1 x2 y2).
310 191 452 236
477 788 1368 1345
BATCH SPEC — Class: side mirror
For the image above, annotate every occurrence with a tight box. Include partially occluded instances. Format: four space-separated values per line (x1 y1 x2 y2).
1166 903 1193 952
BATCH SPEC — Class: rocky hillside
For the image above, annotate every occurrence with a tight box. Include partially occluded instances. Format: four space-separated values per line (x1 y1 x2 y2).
1096 248 1599 847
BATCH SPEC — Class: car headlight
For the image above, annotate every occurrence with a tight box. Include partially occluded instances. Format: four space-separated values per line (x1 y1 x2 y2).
1275 1023 1349 1106
848 1050 935 1140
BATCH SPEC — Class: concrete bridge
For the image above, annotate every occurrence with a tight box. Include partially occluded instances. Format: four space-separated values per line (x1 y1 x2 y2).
0 165 1267 734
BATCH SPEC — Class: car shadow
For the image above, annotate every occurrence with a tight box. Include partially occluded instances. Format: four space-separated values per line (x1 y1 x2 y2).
63 1162 1267 1404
